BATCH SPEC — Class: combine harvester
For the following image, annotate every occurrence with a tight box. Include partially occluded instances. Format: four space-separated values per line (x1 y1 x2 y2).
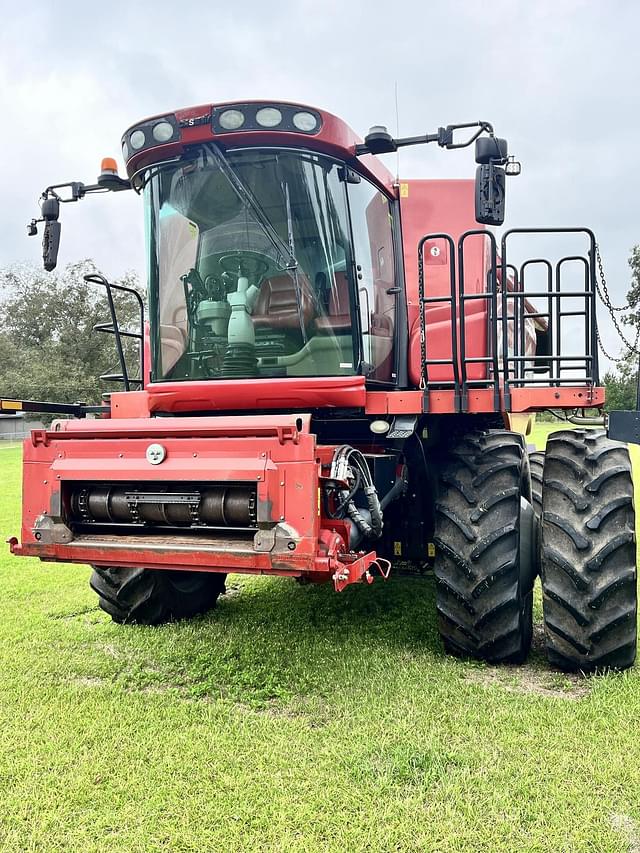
5 100 636 671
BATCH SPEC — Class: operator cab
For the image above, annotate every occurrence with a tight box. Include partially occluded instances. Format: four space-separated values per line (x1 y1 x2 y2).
147 145 398 385
27 100 515 403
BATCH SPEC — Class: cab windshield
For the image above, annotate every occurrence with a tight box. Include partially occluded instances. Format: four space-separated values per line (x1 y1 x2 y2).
146 146 396 382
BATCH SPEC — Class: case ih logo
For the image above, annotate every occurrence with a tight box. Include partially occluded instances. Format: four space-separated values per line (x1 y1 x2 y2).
146 444 166 465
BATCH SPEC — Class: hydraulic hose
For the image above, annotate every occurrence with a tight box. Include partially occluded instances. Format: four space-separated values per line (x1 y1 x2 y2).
330 446 383 540
567 414 606 426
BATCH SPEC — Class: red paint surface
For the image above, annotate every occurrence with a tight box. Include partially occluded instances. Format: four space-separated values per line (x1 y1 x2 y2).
400 179 492 386
144 376 367 415
14 413 386 588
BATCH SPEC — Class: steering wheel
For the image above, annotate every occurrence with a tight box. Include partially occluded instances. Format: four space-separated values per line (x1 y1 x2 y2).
218 252 270 279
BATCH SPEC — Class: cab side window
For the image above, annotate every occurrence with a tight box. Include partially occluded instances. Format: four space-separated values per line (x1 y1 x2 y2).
348 180 397 382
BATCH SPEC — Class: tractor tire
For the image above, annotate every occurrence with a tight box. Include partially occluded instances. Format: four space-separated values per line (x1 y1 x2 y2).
90 567 227 625
540 429 637 672
529 450 545 519
434 430 536 664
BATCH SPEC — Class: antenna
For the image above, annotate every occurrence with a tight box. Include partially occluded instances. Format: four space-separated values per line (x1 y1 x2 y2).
394 81 400 183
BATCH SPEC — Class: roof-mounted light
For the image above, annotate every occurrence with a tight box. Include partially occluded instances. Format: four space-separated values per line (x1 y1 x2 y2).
219 109 245 130
100 157 118 176
211 103 322 136
130 129 146 150
121 114 181 163
293 111 318 132
256 107 282 128
152 120 175 143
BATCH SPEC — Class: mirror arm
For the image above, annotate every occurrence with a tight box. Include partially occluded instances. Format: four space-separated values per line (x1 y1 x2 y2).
441 121 494 150
27 174 132 271
355 120 497 157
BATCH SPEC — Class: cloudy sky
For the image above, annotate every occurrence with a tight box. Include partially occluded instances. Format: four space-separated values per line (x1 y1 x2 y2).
1 0 638 363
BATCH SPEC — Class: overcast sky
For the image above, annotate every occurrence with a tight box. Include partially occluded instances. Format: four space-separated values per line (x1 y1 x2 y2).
1 0 638 364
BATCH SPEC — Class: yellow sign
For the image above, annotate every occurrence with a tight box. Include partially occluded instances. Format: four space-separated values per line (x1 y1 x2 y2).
0 400 22 411
400 183 409 198
427 542 436 558
394 541 402 556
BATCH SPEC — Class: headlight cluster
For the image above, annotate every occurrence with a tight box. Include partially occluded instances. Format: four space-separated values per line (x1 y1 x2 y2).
121 115 180 161
213 103 322 135
121 102 323 164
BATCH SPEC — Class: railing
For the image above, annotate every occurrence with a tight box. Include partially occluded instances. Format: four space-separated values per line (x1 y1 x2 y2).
85 273 145 391
417 233 461 410
417 227 598 412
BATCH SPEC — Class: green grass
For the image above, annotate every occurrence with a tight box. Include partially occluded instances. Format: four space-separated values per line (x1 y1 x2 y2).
1 429 640 852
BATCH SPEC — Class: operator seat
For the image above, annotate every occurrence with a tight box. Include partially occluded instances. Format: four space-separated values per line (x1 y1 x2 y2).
252 273 315 329
159 324 187 375
315 272 351 333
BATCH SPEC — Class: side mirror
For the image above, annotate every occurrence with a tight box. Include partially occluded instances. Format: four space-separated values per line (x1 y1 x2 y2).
475 164 506 226
40 196 61 271
475 136 508 164
43 221 61 271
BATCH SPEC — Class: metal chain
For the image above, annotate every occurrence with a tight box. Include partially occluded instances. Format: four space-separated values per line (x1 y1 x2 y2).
597 328 627 364
595 245 628 312
594 244 640 358
418 250 427 390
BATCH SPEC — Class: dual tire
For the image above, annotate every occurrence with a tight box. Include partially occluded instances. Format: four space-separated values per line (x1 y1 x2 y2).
434 427 637 671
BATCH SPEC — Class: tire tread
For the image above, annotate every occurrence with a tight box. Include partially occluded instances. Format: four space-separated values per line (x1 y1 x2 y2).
435 430 533 664
90 566 226 625
541 428 637 672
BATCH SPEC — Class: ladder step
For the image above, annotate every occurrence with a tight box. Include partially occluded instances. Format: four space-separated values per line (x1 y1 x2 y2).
100 374 143 385
93 322 142 339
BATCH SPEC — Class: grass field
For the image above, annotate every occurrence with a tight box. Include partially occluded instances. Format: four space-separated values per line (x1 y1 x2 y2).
1 426 639 852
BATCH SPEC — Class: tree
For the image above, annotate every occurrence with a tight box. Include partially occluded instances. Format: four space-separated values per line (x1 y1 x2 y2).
624 245 640 320
602 244 640 411
0 261 143 408
603 351 638 412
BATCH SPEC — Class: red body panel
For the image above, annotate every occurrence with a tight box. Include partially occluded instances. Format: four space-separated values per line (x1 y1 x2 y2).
400 179 491 387
109 377 366 418
11 415 374 585
143 376 367 415
364 385 604 415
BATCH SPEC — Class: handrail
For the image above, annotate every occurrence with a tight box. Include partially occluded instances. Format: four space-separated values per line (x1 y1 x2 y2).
84 273 145 391
416 226 599 412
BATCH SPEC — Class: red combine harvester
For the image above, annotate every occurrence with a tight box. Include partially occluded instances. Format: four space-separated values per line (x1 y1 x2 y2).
5 101 636 671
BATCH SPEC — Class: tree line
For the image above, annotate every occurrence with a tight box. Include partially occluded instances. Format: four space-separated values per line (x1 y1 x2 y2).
0 261 143 408
601 245 640 411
